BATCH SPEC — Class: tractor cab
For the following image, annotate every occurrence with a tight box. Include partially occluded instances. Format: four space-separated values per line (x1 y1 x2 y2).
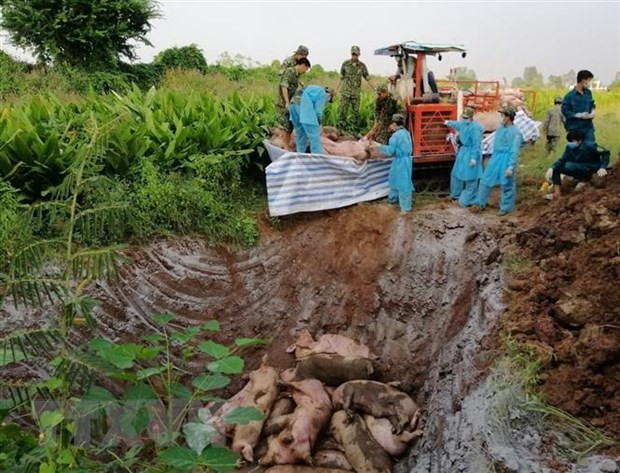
375 41 500 174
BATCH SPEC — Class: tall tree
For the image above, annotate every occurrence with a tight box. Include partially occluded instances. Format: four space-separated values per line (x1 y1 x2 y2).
522 66 544 88
0 0 160 68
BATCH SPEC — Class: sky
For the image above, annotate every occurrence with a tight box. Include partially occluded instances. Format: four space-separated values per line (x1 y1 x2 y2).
1 0 619 84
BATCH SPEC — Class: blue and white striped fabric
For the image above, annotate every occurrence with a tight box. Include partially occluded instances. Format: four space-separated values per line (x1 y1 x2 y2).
482 111 541 155
264 140 393 217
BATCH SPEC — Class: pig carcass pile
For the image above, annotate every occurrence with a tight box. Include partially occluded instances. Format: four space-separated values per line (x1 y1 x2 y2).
206 330 422 473
269 128 388 162
500 88 530 112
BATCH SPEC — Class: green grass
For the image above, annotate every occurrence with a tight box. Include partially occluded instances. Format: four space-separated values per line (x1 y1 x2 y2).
494 338 616 461
502 249 532 277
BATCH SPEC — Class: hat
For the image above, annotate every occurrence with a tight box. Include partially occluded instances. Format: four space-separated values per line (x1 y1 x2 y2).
461 107 474 119
351 45 361 55
499 105 516 119
554 97 563 104
294 45 309 56
391 113 406 125
376 84 388 93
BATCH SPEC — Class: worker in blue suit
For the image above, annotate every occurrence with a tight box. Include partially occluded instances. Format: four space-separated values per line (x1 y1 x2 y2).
378 113 414 212
289 86 335 154
475 105 523 215
444 107 484 207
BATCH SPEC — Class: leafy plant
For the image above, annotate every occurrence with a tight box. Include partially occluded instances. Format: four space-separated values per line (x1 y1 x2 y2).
0 0 160 68
0 119 129 471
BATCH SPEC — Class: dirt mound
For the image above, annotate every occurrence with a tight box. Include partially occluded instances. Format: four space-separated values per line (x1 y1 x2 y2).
502 171 620 442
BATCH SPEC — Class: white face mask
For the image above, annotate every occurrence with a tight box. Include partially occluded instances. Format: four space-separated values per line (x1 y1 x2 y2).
584 81 591 89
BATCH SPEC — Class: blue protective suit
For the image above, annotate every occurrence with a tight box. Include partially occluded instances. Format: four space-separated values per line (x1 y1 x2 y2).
379 127 414 212
562 87 596 145
446 119 483 207
551 142 610 185
476 124 523 214
289 85 331 154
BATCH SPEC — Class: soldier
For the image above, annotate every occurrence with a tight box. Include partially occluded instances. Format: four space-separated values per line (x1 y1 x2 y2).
277 57 311 150
336 45 375 131
364 84 402 144
279 45 309 76
541 97 565 154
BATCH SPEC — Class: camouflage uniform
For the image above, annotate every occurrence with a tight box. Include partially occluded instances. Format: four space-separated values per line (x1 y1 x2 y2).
276 67 302 132
374 94 402 144
337 59 369 130
279 55 297 76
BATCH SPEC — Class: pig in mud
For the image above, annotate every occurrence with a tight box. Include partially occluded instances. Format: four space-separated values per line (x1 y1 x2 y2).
362 413 423 457
332 380 419 434
260 379 333 466
265 467 351 473
207 379 253 444
287 330 375 360
313 449 353 470
232 361 279 462
330 410 392 473
281 353 374 386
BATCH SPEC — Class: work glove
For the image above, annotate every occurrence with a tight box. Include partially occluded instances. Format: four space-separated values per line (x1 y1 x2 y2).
596 168 608 177
574 112 588 119
589 110 596 119
444 120 450 126
504 166 514 178
469 159 476 167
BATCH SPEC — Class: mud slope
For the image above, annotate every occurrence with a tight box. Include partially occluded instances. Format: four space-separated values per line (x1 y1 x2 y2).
86 204 530 469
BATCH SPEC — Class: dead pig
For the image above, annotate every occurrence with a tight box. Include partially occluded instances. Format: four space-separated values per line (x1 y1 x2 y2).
260 379 333 466
313 449 354 470
287 330 375 360
281 354 374 386
332 380 419 434
232 360 279 462
363 413 423 457
329 410 392 473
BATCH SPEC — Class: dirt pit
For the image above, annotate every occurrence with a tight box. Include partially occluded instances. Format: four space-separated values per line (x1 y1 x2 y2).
3 191 619 472
500 169 620 446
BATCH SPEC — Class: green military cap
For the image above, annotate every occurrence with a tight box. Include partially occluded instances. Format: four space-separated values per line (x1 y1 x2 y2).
498 105 516 119
376 84 388 93
554 97 563 104
295 45 309 56
461 107 474 119
351 45 361 55
391 113 406 125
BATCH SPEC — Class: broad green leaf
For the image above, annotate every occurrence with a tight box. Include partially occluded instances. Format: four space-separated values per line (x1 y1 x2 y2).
44 377 63 391
39 462 56 473
158 446 199 471
172 383 192 400
40 410 64 429
223 406 265 425
57 448 74 465
137 366 166 380
123 382 157 402
151 313 174 325
234 338 266 348
120 407 151 438
201 321 220 332
0 348 26 366
192 374 230 391
183 422 217 455
142 334 165 343
198 341 229 359
83 385 116 402
207 356 244 374
201 446 239 473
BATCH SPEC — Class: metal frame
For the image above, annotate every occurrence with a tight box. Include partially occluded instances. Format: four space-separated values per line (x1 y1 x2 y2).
408 104 457 163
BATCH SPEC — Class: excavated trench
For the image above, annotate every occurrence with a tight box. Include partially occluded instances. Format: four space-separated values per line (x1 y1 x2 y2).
2 203 616 472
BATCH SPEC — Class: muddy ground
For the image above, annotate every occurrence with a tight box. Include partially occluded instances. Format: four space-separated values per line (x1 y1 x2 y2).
2 172 619 472
500 170 620 446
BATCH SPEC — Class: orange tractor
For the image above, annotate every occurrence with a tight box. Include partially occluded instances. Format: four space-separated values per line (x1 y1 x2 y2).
374 41 501 191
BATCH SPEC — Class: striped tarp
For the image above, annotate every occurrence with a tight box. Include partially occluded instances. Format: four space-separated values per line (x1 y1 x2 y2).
264 140 393 217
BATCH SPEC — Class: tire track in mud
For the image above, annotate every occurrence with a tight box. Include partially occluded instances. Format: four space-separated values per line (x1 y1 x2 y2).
5 203 602 471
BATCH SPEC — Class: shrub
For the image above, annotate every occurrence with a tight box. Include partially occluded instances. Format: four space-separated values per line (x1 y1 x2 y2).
154 44 208 73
